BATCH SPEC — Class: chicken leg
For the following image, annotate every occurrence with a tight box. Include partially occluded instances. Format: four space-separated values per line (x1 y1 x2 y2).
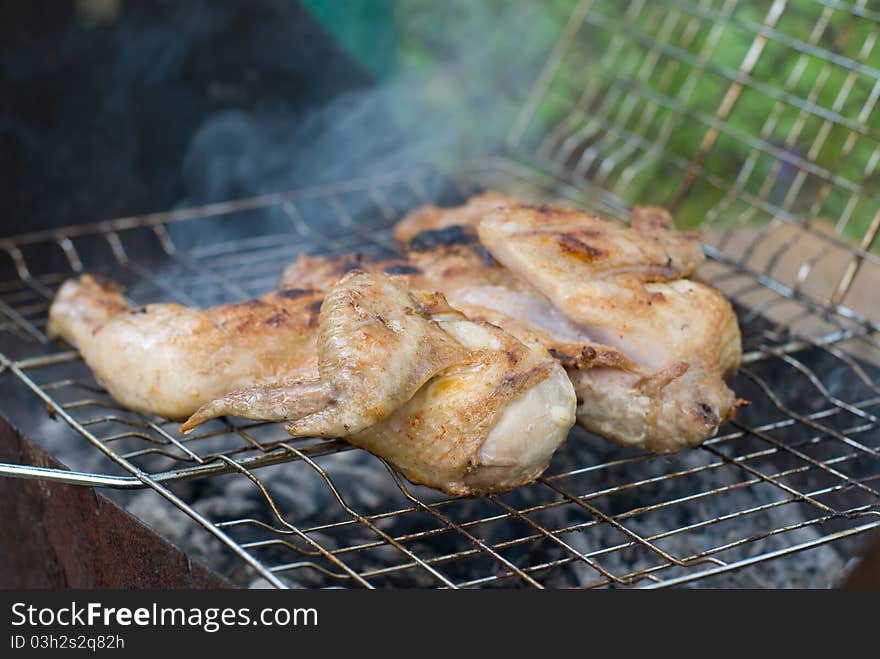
47 274 324 419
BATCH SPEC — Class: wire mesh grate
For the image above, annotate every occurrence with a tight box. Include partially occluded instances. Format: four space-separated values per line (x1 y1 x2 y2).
509 0 880 333
1 0 880 587
0 160 877 588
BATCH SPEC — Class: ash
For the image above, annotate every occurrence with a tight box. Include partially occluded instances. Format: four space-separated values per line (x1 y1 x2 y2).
14 263 865 589
13 315 859 588
120 429 844 589
64 321 867 588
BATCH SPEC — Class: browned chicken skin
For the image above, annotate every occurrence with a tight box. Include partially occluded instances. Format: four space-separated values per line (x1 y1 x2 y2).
392 191 519 245
48 270 576 495
280 196 743 453
47 274 323 420
48 192 742 475
477 203 742 452
183 271 577 495
180 271 469 436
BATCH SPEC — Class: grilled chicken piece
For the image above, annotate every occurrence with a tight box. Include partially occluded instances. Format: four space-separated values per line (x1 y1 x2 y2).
393 191 518 245
281 199 742 453
478 204 742 453
183 271 576 495
47 274 323 419
477 203 706 319
281 250 636 373
180 271 468 436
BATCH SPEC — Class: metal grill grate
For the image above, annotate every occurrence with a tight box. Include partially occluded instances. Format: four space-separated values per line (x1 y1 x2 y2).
1 0 879 587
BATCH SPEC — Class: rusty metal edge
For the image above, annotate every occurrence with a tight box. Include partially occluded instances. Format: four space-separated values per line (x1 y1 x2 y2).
0 415 232 589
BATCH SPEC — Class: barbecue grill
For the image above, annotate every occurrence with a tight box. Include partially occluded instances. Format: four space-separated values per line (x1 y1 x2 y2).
1 0 878 588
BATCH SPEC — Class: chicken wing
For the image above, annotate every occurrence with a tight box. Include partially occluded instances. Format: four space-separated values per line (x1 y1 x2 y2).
180 270 468 436
183 271 576 495
47 274 323 419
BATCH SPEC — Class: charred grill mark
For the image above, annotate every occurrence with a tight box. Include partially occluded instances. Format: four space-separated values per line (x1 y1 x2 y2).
232 299 268 310
696 402 718 426
547 347 569 362
501 373 520 389
549 345 597 369
521 203 556 216
498 364 554 399
410 225 478 251
384 264 422 275
475 245 497 267
277 287 314 298
519 203 585 224
555 233 605 261
265 309 289 327
584 346 598 360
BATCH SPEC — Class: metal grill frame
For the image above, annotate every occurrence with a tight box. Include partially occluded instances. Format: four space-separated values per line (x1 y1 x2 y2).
1 0 879 588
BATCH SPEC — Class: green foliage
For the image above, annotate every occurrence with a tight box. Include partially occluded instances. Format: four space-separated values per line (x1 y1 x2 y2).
327 1 880 243
518 0 880 241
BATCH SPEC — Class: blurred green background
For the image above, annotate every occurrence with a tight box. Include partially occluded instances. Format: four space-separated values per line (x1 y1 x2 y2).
302 0 880 246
